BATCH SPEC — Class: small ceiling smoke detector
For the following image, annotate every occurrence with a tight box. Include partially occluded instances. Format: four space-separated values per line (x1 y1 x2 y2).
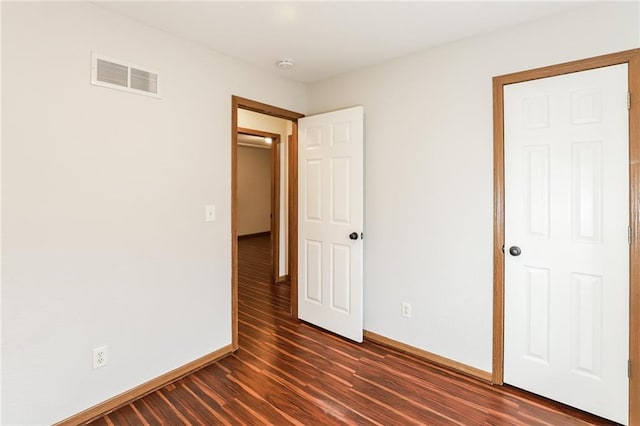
276 59 295 70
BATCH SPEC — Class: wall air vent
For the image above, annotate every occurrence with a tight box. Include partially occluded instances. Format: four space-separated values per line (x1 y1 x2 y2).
91 53 161 98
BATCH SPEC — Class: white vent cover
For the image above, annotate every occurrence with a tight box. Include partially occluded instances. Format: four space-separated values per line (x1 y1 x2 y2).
91 53 160 98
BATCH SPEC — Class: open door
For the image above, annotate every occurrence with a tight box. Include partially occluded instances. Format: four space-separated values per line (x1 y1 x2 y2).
297 106 364 342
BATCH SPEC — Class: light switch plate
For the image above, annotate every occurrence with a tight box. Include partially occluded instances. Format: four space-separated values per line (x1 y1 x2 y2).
205 205 216 222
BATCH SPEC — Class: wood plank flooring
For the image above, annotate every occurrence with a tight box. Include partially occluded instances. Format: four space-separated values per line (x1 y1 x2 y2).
90 234 616 425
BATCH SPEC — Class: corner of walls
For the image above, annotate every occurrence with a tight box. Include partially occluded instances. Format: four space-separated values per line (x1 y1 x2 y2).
0 1 4 423
305 1 639 374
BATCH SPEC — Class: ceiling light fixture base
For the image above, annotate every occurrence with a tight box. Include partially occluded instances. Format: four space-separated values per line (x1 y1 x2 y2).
276 59 295 70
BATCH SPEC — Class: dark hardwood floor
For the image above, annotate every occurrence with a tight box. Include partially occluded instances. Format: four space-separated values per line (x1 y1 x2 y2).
90 234 616 425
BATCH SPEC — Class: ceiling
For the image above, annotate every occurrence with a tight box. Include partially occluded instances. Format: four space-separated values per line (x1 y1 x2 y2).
96 1 591 83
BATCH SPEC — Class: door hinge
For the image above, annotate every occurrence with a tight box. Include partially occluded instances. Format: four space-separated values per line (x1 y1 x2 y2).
628 92 631 110
629 226 632 245
629 360 632 378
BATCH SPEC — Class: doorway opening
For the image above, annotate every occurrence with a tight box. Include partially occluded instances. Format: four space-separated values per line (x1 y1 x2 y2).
236 126 281 282
231 96 304 350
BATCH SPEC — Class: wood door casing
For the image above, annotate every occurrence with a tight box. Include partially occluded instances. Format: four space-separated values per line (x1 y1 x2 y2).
492 49 640 425
231 96 304 349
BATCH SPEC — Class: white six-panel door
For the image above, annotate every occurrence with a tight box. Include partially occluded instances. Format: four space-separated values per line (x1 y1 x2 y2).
504 64 629 424
298 106 364 342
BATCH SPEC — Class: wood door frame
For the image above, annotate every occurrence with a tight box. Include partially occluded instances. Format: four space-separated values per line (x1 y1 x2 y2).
492 49 640 424
237 127 281 282
231 96 304 350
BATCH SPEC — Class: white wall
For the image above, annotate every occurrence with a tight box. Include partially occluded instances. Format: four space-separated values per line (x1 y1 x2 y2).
237 146 272 236
237 110 291 276
0 2 305 424
307 2 639 373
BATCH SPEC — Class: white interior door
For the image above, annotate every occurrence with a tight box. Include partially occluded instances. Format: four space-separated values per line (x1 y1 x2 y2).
298 106 363 342
504 64 629 424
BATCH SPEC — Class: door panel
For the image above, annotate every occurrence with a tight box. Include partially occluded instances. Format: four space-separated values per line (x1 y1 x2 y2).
298 106 363 342
305 239 323 304
305 160 322 221
504 64 629 424
331 157 351 224
331 243 351 313
524 266 550 364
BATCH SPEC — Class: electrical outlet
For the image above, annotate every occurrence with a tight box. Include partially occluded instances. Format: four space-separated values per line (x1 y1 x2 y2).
93 346 108 369
401 302 412 318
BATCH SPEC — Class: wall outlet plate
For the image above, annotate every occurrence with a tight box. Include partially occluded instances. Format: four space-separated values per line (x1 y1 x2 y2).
401 302 412 318
93 346 108 369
